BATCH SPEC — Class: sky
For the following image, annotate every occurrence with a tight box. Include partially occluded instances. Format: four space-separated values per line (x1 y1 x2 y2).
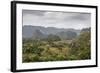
23 10 91 29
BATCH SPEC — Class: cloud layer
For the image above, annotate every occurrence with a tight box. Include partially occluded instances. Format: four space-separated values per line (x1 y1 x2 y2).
23 10 91 29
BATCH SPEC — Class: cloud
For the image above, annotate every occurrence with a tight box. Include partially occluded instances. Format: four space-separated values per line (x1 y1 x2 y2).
23 10 91 29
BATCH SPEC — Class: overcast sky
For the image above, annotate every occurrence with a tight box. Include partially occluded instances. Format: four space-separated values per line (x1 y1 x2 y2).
23 10 91 29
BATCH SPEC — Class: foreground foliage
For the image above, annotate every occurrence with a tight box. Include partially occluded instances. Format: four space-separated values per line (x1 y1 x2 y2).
22 31 91 62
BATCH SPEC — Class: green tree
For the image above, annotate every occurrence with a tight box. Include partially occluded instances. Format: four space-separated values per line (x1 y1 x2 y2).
46 34 61 42
69 31 91 60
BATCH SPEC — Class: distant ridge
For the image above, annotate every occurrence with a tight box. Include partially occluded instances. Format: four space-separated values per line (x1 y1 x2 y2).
22 25 83 39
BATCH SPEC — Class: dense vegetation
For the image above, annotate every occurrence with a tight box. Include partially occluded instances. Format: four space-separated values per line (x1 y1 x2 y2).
22 29 91 63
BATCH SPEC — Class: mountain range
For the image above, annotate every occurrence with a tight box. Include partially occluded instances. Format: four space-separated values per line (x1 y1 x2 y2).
22 25 82 40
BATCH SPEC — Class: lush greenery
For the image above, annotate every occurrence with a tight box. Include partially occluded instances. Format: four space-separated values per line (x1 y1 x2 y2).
22 31 91 63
